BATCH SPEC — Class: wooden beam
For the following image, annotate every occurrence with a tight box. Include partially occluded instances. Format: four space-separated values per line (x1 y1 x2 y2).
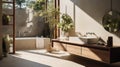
13 0 15 54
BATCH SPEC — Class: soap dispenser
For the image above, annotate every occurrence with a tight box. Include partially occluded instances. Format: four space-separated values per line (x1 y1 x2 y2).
107 36 113 47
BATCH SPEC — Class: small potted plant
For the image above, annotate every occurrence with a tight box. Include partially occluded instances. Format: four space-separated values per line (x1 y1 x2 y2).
57 13 74 40
2 14 10 25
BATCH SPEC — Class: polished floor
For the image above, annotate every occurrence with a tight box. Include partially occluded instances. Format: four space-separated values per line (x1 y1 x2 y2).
0 50 120 67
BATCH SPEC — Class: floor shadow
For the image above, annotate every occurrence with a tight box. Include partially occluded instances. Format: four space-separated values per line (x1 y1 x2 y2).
23 50 120 67
0 54 51 67
64 54 120 67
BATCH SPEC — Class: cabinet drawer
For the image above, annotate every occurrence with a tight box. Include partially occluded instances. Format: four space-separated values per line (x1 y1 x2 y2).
67 45 81 56
82 47 110 63
53 42 67 51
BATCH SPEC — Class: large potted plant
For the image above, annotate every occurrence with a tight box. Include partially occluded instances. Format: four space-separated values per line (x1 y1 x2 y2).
42 8 60 38
27 0 60 38
57 13 74 40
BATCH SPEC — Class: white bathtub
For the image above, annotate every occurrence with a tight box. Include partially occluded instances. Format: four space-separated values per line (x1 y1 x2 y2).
15 37 50 50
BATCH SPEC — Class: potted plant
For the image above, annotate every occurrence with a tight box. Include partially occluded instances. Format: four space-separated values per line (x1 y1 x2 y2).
2 34 12 57
57 13 74 40
2 14 10 25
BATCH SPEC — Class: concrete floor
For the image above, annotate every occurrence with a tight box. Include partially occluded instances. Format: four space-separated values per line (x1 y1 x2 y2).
0 50 120 67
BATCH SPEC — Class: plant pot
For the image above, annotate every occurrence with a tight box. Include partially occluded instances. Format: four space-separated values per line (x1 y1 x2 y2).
60 31 69 40
46 43 52 53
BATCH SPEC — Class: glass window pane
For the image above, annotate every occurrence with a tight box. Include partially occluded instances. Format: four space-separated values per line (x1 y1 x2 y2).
2 3 13 9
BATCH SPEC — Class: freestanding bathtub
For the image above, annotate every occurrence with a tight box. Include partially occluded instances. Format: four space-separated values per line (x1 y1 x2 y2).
15 37 50 50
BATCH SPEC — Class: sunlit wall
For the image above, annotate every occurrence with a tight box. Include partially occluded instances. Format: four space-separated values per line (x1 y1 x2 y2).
60 0 120 46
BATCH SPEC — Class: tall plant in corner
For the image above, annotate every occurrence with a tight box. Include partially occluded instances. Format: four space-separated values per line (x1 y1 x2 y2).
42 8 60 38
27 0 60 38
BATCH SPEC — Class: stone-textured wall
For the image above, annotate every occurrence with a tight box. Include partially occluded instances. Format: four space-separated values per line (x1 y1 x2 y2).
15 8 45 37
3 8 49 37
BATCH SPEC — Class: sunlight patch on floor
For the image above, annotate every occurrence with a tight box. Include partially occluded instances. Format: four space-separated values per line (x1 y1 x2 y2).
13 50 85 67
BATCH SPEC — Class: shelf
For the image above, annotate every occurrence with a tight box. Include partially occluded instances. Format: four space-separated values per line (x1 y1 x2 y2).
2 24 13 26
2 0 15 54
7 14 14 16
2 1 13 4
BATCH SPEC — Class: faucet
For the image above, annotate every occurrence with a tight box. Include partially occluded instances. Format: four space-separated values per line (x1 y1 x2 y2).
76 32 84 37
86 32 99 38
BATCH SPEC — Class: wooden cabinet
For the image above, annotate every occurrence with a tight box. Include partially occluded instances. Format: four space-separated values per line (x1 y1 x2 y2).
52 39 120 63
82 47 110 63
53 42 67 51
67 45 81 56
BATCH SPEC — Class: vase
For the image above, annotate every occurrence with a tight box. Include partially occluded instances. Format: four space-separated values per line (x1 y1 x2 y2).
60 31 69 40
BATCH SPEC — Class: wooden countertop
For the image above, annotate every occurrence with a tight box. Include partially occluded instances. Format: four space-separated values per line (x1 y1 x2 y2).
52 39 120 51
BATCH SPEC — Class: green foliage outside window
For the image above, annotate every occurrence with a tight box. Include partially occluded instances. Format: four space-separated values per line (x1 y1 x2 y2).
16 0 26 8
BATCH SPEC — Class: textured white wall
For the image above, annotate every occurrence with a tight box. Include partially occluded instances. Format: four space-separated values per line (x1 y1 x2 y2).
60 0 75 36
60 0 120 46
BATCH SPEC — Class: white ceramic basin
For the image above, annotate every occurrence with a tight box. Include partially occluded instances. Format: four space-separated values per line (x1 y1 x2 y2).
79 36 99 44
